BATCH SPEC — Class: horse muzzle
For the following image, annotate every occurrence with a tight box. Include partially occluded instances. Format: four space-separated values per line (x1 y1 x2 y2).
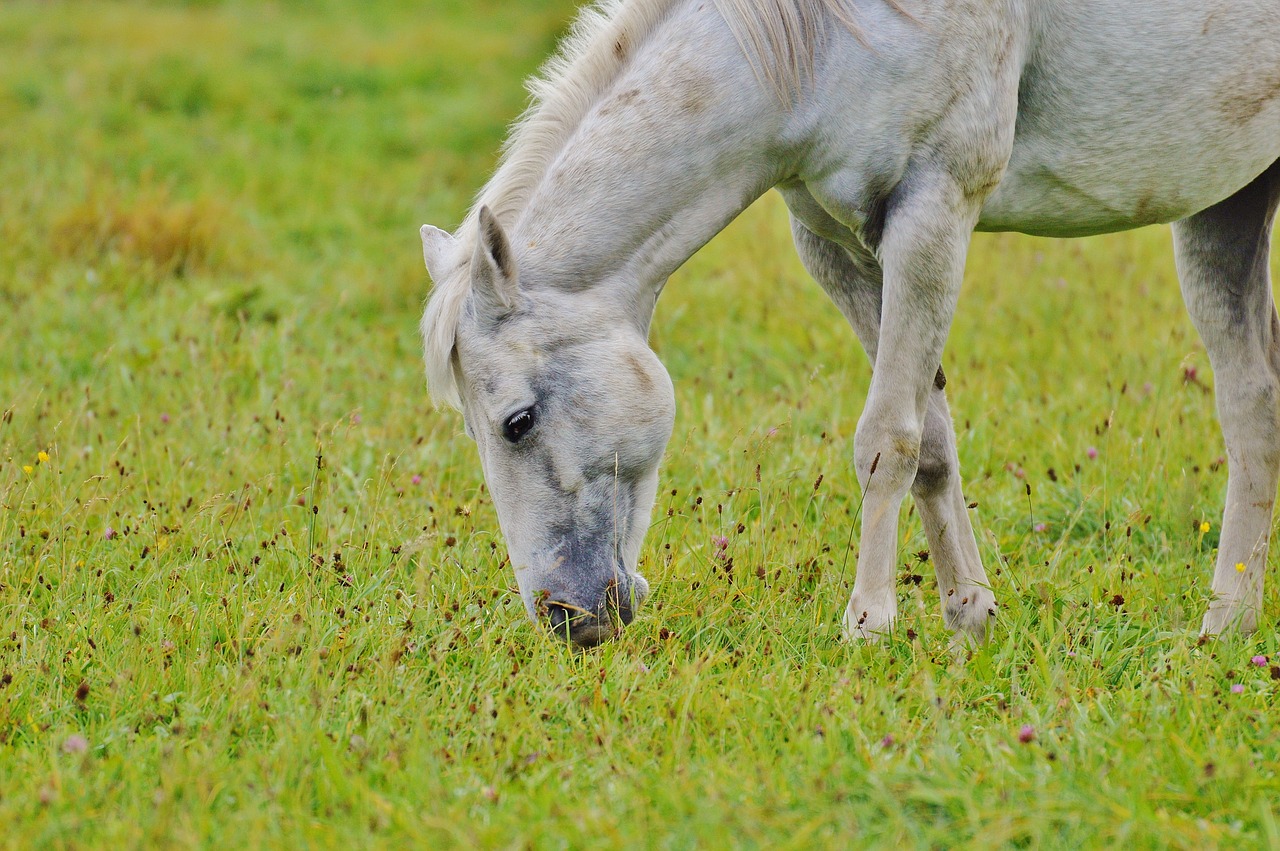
538 569 648 648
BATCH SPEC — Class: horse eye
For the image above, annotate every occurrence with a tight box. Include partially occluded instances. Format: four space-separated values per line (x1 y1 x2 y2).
502 408 537 443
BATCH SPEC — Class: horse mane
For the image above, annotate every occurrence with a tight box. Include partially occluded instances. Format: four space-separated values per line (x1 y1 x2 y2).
423 0 863 409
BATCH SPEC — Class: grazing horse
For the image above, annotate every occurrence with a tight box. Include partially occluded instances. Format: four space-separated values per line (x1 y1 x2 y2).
420 0 1280 647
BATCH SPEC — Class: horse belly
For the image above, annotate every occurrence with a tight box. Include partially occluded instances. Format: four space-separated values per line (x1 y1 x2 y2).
976 0 1280 238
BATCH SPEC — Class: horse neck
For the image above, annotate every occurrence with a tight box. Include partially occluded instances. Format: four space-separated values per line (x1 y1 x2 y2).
509 2 791 327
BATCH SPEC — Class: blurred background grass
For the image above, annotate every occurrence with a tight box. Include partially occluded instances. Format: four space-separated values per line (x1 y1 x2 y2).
0 1 1277 847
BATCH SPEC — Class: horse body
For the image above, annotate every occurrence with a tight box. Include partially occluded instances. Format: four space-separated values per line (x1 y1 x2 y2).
788 0 1280 240
421 0 1280 645
979 0 1280 236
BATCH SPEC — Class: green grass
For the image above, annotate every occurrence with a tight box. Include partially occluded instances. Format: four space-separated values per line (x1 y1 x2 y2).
2 1 1279 847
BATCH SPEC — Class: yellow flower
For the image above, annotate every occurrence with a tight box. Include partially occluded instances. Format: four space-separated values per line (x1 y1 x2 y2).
22 465 33 475
1199 521 1210 534
36 451 49 464
1235 562 1246 573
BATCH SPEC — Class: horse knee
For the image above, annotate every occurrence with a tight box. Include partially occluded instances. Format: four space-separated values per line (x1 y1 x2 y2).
856 381 957 496
854 421 921 494
912 427 954 497
909 389 957 498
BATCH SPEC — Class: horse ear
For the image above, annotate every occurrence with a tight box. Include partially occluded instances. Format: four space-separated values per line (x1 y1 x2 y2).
420 224 457 285
471 206 519 315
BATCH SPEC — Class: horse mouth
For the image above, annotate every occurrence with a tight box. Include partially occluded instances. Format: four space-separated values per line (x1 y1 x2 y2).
543 576 639 647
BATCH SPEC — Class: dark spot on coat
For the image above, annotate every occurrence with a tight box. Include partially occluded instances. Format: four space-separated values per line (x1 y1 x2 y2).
1133 193 1150 221
890 434 918 462
597 87 641 118
681 88 709 114
934 366 947 391
627 353 654 392
1219 64 1280 126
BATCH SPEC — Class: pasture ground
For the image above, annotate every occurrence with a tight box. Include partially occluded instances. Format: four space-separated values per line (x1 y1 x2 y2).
1 0 1278 847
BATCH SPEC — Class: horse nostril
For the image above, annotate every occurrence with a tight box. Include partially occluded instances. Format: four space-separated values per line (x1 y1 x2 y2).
543 601 617 648
547 603 573 641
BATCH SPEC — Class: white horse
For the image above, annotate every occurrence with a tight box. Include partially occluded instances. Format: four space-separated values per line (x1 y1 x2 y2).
420 0 1280 646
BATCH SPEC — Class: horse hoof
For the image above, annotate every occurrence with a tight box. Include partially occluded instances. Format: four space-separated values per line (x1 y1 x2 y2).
944 585 997 645
842 599 895 643
1200 602 1259 637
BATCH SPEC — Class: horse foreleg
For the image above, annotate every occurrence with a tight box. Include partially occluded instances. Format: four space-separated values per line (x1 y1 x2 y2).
1174 158 1280 636
914 382 997 644
789 214 995 643
845 175 979 641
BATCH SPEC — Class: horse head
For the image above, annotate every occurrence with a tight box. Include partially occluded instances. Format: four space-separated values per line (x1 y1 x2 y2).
421 208 675 647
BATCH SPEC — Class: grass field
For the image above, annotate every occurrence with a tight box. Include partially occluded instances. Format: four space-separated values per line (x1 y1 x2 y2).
2 1 1279 847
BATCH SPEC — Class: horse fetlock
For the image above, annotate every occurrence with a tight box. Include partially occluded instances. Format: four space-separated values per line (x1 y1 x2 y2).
943 584 997 644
